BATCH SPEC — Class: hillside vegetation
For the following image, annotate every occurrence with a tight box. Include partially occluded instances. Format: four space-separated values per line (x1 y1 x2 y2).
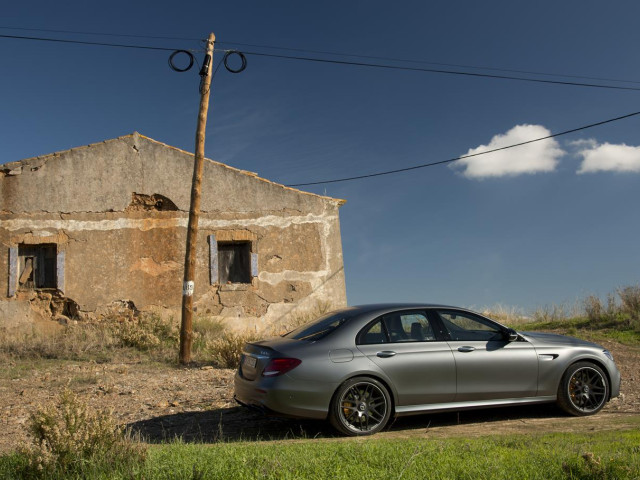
486 285 640 345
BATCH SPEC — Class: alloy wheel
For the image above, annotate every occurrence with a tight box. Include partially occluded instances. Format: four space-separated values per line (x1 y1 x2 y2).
567 366 608 413
338 381 388 433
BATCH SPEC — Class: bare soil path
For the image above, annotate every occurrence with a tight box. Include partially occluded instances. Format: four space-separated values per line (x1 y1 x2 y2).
1 339 638 452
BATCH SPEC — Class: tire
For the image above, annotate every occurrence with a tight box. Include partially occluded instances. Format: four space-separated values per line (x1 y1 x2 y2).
557 361 609 416
329 377 392 436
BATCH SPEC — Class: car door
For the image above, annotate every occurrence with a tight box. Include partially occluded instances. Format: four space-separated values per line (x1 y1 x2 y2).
431 309 539 402
355 310 456 407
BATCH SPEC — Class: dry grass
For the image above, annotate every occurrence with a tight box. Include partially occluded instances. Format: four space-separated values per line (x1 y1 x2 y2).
267 300 334 336
202 331 262 368
0 322 118 363
0 314 180 364
192 301 336 368
0 301 336 369
479 304 530 326
531 303 573 323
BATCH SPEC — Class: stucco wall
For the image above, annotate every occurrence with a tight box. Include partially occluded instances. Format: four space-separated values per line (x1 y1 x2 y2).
0 134 347 330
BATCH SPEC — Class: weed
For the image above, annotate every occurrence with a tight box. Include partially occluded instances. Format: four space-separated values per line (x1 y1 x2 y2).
562 452 633 480
68 373 98 387
18 388 146 478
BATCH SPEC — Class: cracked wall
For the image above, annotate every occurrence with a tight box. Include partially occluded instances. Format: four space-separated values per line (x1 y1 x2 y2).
1 133 347 331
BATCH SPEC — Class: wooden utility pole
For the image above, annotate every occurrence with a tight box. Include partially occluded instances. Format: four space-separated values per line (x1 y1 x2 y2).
180 32 216 364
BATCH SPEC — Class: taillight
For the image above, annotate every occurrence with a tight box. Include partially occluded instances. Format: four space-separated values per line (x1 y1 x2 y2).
262 358 301 377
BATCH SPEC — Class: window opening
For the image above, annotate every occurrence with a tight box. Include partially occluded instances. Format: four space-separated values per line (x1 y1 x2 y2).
18 244 57 289
218 242 251 284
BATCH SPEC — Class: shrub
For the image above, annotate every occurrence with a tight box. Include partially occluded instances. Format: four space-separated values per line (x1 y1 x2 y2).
583 295 603 322
110 314 178 351
19 389 146 478
205 331 261 369
579 285 640 332
618 285 640 320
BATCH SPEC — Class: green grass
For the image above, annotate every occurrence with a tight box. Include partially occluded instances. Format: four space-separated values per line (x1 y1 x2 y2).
2 430 639 479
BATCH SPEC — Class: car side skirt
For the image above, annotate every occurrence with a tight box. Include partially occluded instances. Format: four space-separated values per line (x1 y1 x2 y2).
395 396 557 416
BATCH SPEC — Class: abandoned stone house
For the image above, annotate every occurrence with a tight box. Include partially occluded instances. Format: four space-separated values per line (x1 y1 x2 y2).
0 133 347 331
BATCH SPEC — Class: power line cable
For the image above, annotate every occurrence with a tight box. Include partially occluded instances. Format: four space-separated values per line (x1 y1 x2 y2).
286 110 640 187
239 50 640 92
0 25 201 42
216 40 640 86
0 33 193 52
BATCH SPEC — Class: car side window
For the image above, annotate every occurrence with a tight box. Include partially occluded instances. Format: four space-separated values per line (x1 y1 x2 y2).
358 311 439 345
383 312 436 342
435 310 503 341
359 319 388 345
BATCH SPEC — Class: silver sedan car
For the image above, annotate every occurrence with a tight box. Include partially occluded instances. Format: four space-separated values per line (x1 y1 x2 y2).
234 304 621 436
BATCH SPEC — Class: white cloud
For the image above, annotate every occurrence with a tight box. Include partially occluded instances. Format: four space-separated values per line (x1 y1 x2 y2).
575 141 640 174
568 138 597 149
454 124 564 179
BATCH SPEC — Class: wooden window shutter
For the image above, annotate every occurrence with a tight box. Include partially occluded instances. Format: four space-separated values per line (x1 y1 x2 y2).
8 247 17 297
251 252 258 278
209 234 218 285
56 250 65 294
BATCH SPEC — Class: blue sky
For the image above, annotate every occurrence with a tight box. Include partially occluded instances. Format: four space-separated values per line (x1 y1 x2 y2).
2 1 639 313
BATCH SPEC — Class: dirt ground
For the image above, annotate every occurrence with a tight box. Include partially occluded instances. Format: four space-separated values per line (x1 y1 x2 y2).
1 339 638 453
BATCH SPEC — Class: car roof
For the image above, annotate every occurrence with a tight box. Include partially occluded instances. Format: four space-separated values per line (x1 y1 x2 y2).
345 303 473 315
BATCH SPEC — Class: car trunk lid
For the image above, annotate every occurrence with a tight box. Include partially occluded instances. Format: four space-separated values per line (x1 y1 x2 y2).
239 338 301 381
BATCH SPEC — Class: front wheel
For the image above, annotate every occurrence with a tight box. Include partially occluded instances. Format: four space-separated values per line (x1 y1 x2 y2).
557 362 609 416
329 377 392 436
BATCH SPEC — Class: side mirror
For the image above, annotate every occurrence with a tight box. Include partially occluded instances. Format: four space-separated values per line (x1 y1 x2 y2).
505 328 519 342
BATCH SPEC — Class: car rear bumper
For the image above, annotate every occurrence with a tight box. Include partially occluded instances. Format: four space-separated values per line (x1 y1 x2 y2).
234 370 333 420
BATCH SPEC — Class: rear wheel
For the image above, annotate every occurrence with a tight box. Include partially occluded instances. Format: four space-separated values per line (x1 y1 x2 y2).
557 362 609 416
329 377 392 436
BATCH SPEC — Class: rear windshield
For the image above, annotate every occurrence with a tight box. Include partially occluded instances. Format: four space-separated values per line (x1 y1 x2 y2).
284 311 353 342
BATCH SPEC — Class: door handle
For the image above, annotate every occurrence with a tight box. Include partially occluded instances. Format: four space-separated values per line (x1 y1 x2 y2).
458 346 475 352
376 351 397 358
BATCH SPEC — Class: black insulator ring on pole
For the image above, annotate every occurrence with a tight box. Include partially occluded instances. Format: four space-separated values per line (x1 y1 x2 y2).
169 50 195 72
223 51 247 73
